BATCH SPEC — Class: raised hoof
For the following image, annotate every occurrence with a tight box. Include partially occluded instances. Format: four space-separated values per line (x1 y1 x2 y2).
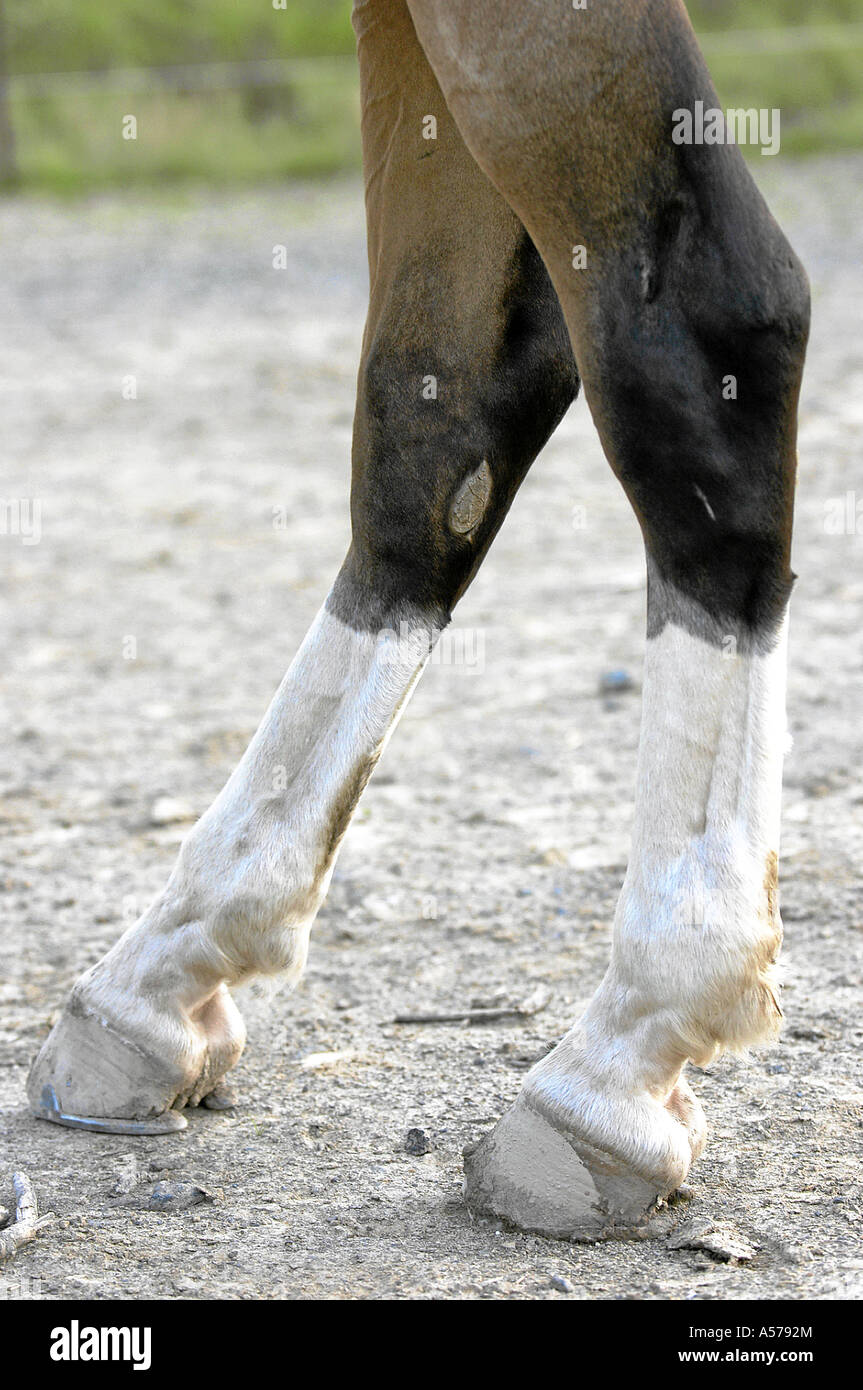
463 1102 671 1239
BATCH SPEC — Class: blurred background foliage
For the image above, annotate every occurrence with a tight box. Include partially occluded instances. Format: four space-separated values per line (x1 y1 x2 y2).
0 0 861 191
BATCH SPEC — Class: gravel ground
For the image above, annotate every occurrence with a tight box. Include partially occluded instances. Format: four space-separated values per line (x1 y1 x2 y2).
1 156 861 1301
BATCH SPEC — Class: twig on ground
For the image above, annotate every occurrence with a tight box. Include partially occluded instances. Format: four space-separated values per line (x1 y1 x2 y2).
0 1172 55 1262
393 986 550 1026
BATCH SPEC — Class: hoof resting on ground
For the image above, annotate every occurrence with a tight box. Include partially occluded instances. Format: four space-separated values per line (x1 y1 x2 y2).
463 1102 674 1239
27 986 245 1135
32 1082 188 1135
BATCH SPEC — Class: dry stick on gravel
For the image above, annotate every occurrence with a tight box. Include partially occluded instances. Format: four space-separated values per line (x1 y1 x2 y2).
393 986 550 1026
0 1172 55 1261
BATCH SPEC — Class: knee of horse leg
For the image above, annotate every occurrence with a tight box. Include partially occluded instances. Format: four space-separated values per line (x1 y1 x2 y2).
335 247 579 627
591 203 810 634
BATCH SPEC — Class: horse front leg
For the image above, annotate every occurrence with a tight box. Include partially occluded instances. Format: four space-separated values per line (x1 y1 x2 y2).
407 0 810 1234
28 0 578 1134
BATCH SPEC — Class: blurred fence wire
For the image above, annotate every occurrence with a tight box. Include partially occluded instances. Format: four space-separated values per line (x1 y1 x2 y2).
6 56 355 96
4 24 863 95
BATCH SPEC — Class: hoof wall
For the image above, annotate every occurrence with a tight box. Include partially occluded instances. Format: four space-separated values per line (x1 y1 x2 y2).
464 1102 664 1239
33 1083 188 1136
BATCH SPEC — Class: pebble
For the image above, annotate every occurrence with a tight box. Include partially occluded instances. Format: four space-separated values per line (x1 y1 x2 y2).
299 1049 356 1071
598 669 635 694
550 1274 576 1293
111 1153 139 1196
111 1181 216 1213
405 1128 433 1156
363 896 396 922
149 796 197 826
668 1218 755 1263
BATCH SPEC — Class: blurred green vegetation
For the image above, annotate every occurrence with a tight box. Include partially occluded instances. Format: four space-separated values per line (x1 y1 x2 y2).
1 0 862 192
5 0 353 71
690 0 863 154
689 0 862 23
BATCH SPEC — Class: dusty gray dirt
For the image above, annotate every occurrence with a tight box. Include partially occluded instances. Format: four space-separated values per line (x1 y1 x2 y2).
1 157 862 1301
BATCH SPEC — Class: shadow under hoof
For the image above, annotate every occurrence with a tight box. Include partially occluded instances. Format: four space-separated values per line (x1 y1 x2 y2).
463 1102 672 1240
